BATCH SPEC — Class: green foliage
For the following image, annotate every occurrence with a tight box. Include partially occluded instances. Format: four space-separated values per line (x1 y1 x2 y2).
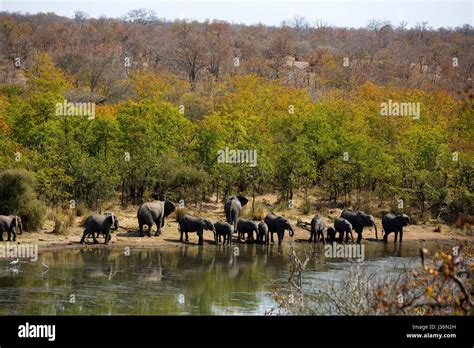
0 56 471 224
0 169 46 230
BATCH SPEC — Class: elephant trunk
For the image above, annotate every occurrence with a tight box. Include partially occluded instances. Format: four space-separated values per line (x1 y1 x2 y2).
289 226 294 237
372 222 378 241
18 219 23 235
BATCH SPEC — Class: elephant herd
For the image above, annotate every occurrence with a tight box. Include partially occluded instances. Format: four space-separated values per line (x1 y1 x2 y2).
0 195 410 246
305 210 410 244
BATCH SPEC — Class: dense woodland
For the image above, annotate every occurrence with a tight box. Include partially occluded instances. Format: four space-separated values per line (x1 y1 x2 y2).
0 10 472 230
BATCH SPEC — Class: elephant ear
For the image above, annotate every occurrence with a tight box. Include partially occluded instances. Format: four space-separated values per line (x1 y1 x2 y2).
237 195 249 206
403 214 410 224
105 212 115 226
207 220 215 230
164 201 176 216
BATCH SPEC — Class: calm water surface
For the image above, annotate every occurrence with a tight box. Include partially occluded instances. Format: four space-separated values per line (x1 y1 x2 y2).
0 240 453 315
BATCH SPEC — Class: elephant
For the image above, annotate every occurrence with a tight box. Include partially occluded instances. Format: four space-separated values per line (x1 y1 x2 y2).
178 215 216 245
214 220 233 244
236 218 258 242
257 222 269 244
326 226 337 243
309 215 326 243
382 213 410 243
137 200 176 237
224 195 248 241
334 217 354 243
340 209 378 243
264 213 294 245
80 212 118 245
0 215 22 242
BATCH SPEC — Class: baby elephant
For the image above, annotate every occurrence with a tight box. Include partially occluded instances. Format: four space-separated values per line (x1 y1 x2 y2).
80 212 118 245
0 215 23 242
382 213 410 243
179 215 215 245
334 217 354 243
237 218 258 242
309 215 326 243
257 222 269 244
214 220 233 245
326 226 337 243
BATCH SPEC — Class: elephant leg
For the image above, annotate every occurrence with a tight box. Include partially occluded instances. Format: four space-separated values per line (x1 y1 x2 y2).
185 232 189 241
271 232 274 243
138 223 144 237
320 232 326 244
7 229 12 241
278 232 283 246
154 219 162 236
382 230 388 243
147 224 152 237
308 232 313 242
92 231 99 244
356 228 363 243
394 231 398 243
179 226 184 242
11 228 17 242
0 231 3 242
197 229 204 245
399 229 403 243
80 229 87 244
103 229 112 244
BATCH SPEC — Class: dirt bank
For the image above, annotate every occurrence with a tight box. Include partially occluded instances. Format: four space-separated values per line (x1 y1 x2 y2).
7 198 473 254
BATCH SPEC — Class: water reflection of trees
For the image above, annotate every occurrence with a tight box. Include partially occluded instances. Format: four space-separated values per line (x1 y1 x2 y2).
0 245 288 315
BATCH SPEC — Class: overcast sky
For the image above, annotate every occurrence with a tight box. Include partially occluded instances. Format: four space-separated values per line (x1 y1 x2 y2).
1 0 472 28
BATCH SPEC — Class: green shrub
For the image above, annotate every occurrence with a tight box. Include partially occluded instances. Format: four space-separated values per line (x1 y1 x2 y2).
0 169 46 231
241 201 266 220
175 207 189 222
52 210 75 235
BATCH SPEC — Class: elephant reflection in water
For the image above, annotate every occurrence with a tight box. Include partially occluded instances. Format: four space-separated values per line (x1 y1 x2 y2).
176 246 217 277
382 242 404 257
79 248 118 280
139 251 163 283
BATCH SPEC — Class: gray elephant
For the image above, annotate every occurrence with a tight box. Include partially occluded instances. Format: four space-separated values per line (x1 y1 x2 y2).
80 212 118 245
341 209 378 243
224 195 248 241
137 200 176 237
214 220 233 244
264 213 294 245
178 215 216 245
237 218 258 242
334 217 354 243
326 226 337 243
0 215 22 242
382 213 410 243
257 222 269 244
309 215 326 243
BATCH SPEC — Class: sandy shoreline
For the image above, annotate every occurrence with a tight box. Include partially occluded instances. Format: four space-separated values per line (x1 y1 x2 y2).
4 203 472 255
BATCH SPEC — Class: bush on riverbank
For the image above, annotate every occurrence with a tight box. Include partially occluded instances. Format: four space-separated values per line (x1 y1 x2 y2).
0 169 46 231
